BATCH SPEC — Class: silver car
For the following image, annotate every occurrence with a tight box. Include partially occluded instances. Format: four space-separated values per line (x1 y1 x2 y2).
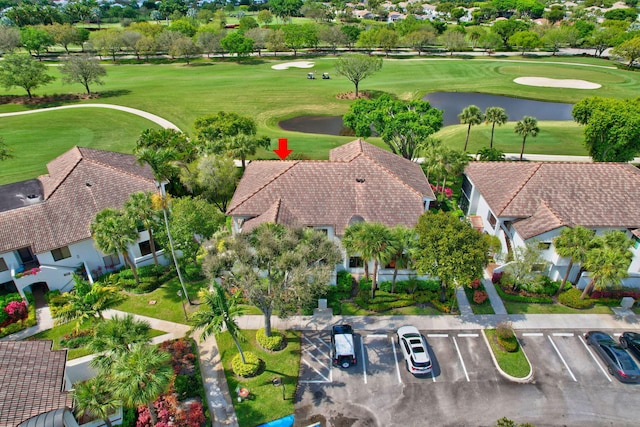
397 325 432 375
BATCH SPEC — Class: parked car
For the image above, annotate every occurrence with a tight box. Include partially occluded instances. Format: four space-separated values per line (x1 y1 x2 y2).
585 331 640 383
620 332 640 361
331 324 357 368
397 326 432 375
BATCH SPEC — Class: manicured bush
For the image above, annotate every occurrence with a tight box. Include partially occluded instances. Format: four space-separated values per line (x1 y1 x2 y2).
232 351 261 377
496 283 553 304
60 329 94 349
336 270 353 294
470 278 481 289
174 374 201 399
492 271 503 284
256 328 285 351
473 290 488 304
496 322 519 353
558 288 593 309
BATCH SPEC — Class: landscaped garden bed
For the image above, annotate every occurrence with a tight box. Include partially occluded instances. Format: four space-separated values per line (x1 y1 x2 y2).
217 329 300 427
484 323 531 380
464 278 495 315
325 272 459 315
0 292 36 338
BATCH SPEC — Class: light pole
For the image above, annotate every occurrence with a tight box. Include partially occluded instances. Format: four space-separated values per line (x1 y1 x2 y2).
156 180 192 305
177 290 188 321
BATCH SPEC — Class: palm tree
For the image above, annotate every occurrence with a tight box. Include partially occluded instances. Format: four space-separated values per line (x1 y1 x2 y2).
91 208 140 286
53 275 125 330
89 314 152 373
359 223 397 299
459 105 484 151
125 192 161 266
552 226 595 295
514 116 539 161
342 221 370 279
112 343 172 426
581 231 633 300
136 147 191 304
72 374 120 427
190 283 246 363
484 107 508 148
389 225 416 293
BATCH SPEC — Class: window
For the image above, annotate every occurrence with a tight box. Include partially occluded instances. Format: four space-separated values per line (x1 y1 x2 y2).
0 258 7 272
461 175 472 198
51 246 71 261
487 212 497 227
103 254 121 268
348 257 363 268
634 236 640 249
138 240 152 256
538 242 551 250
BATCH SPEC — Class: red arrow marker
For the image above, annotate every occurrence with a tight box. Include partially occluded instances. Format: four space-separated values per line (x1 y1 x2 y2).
273 138 293 160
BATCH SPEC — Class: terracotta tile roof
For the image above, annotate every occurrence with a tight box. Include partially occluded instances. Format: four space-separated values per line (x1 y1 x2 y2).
228 140 433 236
465 162 640 239
242 199 300 232
0 147 157 254
0 341 71 427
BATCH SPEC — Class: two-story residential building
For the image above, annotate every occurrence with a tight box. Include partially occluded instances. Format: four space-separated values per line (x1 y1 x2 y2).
226 139 435 281
462 162 640 287
0 147 163 301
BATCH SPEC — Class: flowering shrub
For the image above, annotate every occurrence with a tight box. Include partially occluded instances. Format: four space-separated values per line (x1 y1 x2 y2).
470 278 481 289
14 267 41 279
176 402 206 427
3 301 28 326
473 290 488 304
430 184 454 199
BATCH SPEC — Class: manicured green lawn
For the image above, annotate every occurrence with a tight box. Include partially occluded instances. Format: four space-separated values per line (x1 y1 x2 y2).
2 56 639 184
485 329 531 378
0 109 161 185
115 277 209 324
503 301 613 315
217 329 300 427
29 319 165 360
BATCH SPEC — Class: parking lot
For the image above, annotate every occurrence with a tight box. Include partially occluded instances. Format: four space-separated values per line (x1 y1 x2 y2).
294 328 640 427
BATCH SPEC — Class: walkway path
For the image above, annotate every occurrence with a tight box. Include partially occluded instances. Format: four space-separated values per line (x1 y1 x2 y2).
0 103 182 131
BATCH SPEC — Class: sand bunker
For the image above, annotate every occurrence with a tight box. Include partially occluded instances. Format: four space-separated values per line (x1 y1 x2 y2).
271 61 315 70
514 77 601 89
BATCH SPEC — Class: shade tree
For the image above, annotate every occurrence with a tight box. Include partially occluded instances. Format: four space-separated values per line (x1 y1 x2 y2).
0 54 55 99
334 54 383 98
60 54 107 95
204 224 341 336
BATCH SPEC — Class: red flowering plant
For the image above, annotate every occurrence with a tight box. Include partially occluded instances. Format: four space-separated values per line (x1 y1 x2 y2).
430 184 454 202
4 301 28 324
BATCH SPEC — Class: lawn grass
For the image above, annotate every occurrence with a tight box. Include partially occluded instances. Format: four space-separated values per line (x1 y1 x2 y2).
503 301 613 315
29 319 165 360
484 329 531 378
217 329 300 427
2 56 639 184
115 276 209 324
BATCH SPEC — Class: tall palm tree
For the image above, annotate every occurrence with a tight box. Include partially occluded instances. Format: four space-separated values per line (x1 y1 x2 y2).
136 146 191 304
342 221 370 279
72 374 120 427
125 192 162 266
53 275 125 331
389 225 416 293
91 208 140 286
484 107 508 148
190 283 246 363
359 222 397 299
112 343 173 426
514 116 539 161
459 105 484 151
89 314 152 373
552 226 595 295
581 231 633 300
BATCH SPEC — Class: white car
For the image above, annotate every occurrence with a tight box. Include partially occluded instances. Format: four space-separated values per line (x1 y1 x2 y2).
397 326 432 375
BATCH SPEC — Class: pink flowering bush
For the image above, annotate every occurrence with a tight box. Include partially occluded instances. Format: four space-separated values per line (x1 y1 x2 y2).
430 184 453 199
4 301 27 323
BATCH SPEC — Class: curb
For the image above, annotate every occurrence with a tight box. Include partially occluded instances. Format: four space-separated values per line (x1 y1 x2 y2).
481 329 534 384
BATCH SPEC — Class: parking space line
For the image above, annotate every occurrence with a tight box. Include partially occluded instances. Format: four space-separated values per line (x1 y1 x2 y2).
300 358 330 383
368 334 388 338
579 335 612 382
452 336 470 382
457 333 479 338
302 335 330 358
390 337 403 384
428 333 449 338
547 335 577 382
360 338 367 384
552 333 574 337
522 333 544 337
305 348 328 366
314 336 332 352
613 333 622 337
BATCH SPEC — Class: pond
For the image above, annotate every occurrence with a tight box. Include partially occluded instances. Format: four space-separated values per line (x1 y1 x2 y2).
277 93 574 135
422 92 574 126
